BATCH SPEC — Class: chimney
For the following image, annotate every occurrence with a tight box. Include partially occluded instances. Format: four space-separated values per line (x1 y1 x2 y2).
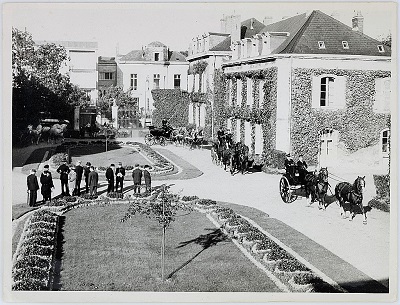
250 18 254 30
352 10 364 33
263 16 273 26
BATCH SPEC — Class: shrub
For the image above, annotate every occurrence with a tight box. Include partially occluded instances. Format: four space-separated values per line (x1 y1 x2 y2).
368 198 390 212
12 278 48 291
263 149 286 169
27 222 57 232
52 153 67 167
276 259 311 272
18 245 53 257
256 237 278 250
14 256 51 271
373 174 390 199
21 236 54 248
107 192 124 199
293 273 321 285
196 199 217 206
246 230 264 241
265 248 293 261
25 229 55 240
181 195 199 202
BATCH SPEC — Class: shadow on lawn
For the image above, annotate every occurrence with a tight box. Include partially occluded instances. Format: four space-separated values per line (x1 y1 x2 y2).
167 228 229 279
51 216 65 291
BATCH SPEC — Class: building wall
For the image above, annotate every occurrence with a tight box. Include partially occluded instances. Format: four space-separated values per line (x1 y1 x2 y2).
290 57 391 171
97 61 117 93
117 62 188 113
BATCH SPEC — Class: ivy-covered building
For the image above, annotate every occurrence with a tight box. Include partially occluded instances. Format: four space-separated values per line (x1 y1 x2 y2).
117 41 188 127
186 15 265 138
220 10 391 172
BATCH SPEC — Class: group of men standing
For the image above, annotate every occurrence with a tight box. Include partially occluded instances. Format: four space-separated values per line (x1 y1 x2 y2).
105 163 151 195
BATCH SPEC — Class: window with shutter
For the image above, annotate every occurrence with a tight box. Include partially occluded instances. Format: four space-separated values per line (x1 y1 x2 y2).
237 79 242 106
227 79 232 106
259 80 265 107
374 77 390 113
236 119 241 142
312 75 346 109
247 78 252 106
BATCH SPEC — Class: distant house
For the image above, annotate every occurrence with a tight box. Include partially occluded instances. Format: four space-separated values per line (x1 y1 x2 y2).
117 41 188 127
36 40 98 106
97 56 117 96
186 15 265 137
219 10 391 172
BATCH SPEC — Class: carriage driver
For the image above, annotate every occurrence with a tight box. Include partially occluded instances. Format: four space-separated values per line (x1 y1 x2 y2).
297 155 308 184
284 153 295 176
217 126 225 146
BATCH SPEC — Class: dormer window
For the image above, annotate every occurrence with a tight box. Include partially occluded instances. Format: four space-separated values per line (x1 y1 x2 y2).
318 41 326 49
377 45 385 53
342 41 349 49
154 52 160 61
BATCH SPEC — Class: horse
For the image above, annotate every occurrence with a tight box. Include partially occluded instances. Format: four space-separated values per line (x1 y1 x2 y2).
215 136 232 171
48 123 68 144
335 176 367 224
19 124 42 146
303 167 329 210
211 141 219 165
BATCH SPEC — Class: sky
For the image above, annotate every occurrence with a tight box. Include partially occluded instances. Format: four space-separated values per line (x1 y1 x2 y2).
6 2 396 57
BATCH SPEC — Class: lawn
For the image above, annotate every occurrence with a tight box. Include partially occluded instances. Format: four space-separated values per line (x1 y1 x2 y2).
69 146 150 168
57 204 281 292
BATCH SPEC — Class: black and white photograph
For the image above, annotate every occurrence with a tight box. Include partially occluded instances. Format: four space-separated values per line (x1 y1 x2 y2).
3 1 397 303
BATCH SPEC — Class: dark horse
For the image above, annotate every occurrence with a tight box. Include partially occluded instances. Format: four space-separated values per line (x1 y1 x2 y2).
335 176 367 224
303 167 329 210
230 142 249 175
215 134 233 171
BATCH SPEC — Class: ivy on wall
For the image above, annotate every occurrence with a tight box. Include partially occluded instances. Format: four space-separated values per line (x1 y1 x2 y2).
291 68 391 165
151 89 190 127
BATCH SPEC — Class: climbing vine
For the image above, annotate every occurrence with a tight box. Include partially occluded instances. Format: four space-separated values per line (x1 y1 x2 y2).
291 68 391 165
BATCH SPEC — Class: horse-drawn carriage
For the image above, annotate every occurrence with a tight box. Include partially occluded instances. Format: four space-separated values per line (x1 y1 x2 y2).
279 165 330 210
144 125 173 146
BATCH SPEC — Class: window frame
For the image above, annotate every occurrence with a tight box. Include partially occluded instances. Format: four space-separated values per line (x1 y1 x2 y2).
174 74 181 89
318 41 326 49
130 74 138 90
377 45 385 53
153 74 160 89
381 128 390 154
154 52 160 61
342 41 349 49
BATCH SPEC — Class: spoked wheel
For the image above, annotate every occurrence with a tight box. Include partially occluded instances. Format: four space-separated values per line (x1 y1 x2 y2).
279 176 297 203
159 136 167 146
145 134 155 146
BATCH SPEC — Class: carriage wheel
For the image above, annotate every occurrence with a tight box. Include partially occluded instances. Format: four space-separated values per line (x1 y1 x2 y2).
279 176 297 203
145 134 155 146
159 136 166 146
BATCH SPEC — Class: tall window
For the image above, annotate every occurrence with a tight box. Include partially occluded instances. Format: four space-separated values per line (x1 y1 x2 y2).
174 74 181 89
100 72 114 80
374 77 391 113
153 74 160 89
154 53 160 61
381 129 390 153
320 76 335 106
130 74 138 90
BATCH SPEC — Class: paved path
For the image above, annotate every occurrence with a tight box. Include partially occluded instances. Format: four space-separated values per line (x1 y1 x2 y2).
12 138 391 290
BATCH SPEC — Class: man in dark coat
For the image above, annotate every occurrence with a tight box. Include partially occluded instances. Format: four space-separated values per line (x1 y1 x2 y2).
297 155 308 184
27 169 39 206
284 154 295 176
40 165 54 203
106 164 115 194
217 126 225 147
88 166 99 196
74 160 84 195
143 165 151 194
115 162 126 193
84 162 91 193
132 164 142 194
57 159 70 196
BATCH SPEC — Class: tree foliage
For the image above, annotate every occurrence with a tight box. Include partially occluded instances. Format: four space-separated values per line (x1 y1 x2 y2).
12 27 89 136
97 85 138 119
381 33 392 47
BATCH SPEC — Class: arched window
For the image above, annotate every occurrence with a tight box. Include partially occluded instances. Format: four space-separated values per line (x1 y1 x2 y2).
319 128 338 166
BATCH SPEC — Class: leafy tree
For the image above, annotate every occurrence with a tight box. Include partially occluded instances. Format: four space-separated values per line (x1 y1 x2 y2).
12 27 88 137
97 85 138 120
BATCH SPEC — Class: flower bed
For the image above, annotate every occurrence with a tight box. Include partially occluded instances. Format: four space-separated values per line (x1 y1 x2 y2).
181 195 199 202
12 209 59 290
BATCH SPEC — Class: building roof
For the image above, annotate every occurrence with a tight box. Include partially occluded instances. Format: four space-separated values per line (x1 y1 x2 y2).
168 51 187 61
241 18 265 39
147 41 167 47
267 10 391 56
98 56 116 63
119 46 187 62
209 37 232 51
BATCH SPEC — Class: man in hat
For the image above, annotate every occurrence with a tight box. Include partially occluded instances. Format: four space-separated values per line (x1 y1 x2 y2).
284 153 295 176
88 166 99 196
57 159 70 196
115 162 126 193
106 164 115 194
132 164 142 194
74 160 84 195
143 165 152 194
40 165 54 203
84 162 91 193
27 169 39 207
